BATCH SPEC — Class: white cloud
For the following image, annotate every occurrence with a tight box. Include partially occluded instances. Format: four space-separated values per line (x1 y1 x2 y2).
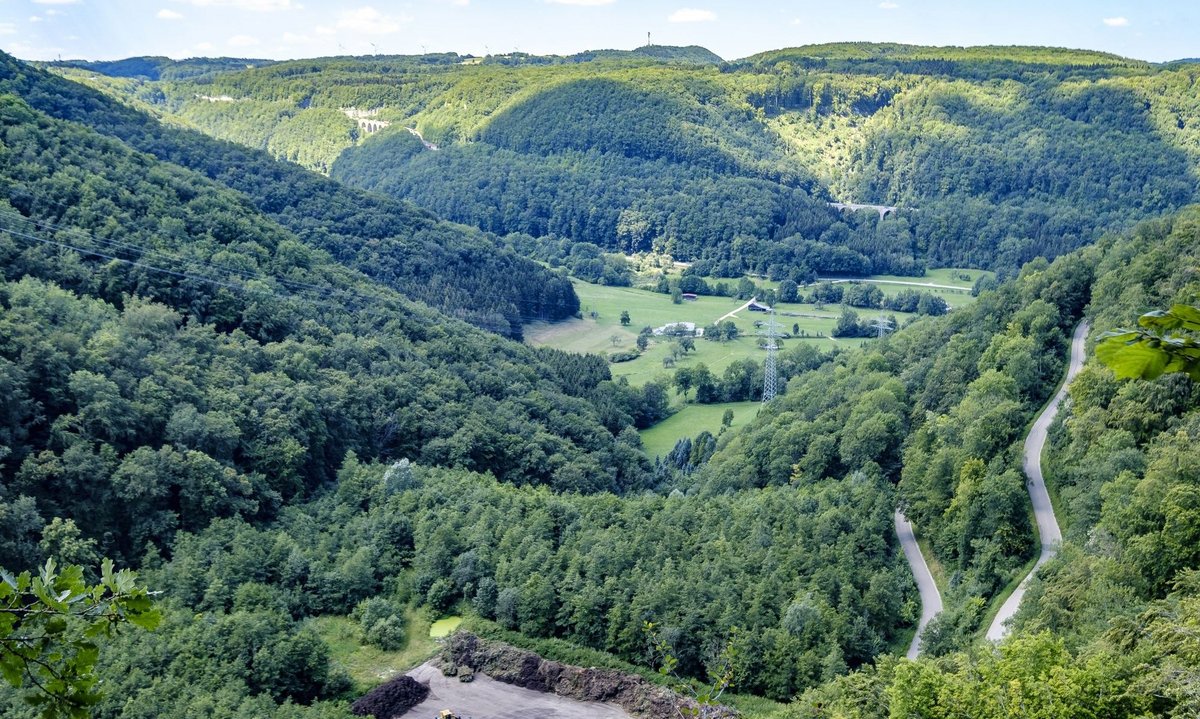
336 6 408 35
879 1 899 8
157 8 184 19
1102 16 1129 27
29 16 43 23
174 0 294 11
227 34 261 47
196 41 214 50
0 23 15 35
314 24 336 35
546 0 615 5
282 31 309 43
668 7 715 22
31 0 79 5
45 8 65 16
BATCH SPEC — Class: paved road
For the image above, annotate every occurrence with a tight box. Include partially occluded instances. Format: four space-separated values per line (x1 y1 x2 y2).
985 320 1090 641
894 510 943 659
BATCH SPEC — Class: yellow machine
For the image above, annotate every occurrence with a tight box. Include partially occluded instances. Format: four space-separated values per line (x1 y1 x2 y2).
439 710 457 719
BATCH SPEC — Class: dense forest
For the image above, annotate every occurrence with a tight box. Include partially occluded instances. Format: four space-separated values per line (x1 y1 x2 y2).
2 43 1199 719
62 43 1200 281
10 54 578 339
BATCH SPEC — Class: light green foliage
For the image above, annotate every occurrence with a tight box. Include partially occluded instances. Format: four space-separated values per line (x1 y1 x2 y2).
353 597 407 651
1097 303 1200 380
0 559 160 718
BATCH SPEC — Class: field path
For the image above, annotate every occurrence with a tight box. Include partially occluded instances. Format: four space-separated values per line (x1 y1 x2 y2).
985 320 1090 641
895 510 942 659
716 299 753 322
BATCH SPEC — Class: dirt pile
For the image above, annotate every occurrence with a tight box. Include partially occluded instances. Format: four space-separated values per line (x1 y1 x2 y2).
441 632 736 719
352 674 431 718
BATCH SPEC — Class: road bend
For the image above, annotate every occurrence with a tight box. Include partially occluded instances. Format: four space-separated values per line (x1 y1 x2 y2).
985 320 1090 641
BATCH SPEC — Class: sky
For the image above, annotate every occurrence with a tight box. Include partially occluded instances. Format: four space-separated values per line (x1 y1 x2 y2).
1 0 1198 64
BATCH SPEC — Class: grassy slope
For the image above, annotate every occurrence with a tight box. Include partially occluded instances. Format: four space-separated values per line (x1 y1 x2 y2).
528 272 985 387
526 279 876 387
639 401 763 458
311 609 440 690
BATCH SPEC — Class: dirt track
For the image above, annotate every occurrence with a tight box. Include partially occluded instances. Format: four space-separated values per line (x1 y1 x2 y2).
398 662 631 719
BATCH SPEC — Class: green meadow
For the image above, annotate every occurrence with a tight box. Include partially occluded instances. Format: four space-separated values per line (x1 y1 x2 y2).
639 401 763 458
526 270 983 458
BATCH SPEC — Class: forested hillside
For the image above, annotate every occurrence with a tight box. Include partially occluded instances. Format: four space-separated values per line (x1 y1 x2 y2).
67 43 1200 281
7 53 578 338
0 68 657 564
787 208 1200 719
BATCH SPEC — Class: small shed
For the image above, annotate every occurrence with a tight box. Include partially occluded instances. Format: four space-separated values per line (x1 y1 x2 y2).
748 300 773 312
681 293 699 301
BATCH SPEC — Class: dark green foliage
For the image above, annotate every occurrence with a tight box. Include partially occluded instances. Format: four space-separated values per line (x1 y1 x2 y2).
504 234 632 286
794 209 1200 718
5 41 1200 719
161 460 910 701
0 51 579 339
81 43 1200 283
48 56 276 81
0 75 651 571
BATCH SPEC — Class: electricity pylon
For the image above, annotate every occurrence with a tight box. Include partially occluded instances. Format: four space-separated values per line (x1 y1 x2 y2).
762 308 781 403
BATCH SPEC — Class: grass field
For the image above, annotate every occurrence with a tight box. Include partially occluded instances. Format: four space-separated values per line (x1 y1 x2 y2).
639 401 762 458
525 280 880 388
310 609 439 689
527 270 981 462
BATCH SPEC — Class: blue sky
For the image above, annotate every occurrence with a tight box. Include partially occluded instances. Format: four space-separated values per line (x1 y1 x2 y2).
2 0 1197 63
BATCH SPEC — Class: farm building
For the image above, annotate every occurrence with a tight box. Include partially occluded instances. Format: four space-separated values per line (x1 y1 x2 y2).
748 300 773 312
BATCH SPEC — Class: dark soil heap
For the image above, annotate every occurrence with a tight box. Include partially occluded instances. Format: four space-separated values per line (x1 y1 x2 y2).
351 675 431 719
441 632 736 719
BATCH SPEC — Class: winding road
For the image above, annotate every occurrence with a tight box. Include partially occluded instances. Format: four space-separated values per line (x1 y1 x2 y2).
894 510 943 659
985 320 1090 641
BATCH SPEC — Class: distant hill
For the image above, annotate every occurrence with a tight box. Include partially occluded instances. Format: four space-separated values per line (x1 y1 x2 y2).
742 42 1139 65
48 55 274 81
62 41 1200 279
569 44 723 64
